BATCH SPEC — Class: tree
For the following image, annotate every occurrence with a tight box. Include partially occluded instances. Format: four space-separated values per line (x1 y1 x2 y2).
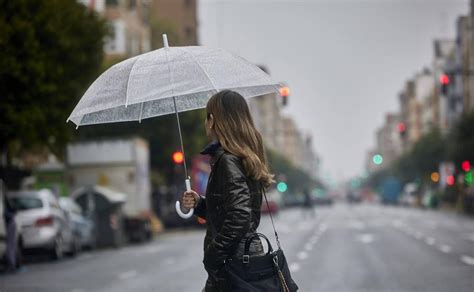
448 110 474 167
0 0 107 162
266 149 322 192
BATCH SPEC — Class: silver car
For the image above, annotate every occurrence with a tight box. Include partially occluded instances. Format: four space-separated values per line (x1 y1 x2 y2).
59 197 95 250
9 189 76 260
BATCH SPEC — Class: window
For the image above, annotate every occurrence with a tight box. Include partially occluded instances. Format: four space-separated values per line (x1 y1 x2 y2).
11 197 43 210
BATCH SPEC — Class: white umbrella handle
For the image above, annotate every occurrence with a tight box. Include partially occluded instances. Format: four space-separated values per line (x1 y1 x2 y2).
176 178 194 219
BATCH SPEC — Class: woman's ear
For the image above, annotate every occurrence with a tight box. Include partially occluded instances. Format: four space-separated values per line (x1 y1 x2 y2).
209 113 214 129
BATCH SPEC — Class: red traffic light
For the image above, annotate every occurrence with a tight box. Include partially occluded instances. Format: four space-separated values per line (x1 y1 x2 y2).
279 86 290 97
172 151 184 164
397 122 406 133
439 74 450 85
446 175 455 186
462 160 471 172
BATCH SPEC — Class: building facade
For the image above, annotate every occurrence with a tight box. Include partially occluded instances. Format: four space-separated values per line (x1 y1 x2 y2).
151 0 199 47
79 0 152 58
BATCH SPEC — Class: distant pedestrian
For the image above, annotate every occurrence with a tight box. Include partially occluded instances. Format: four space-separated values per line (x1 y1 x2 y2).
3 189 18 272
302 188 315 219
181 90 273 292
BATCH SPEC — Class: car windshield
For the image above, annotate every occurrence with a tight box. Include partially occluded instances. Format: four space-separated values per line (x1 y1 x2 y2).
11 197 43 210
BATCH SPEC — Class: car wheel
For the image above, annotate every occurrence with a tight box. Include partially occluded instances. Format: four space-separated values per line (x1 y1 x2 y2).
70 235 81 257
51 236 64 260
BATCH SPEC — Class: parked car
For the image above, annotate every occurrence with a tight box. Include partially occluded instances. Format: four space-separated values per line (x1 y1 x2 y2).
261 199 279 214
8 189 77 260
59 197 95 250
261 189 282 214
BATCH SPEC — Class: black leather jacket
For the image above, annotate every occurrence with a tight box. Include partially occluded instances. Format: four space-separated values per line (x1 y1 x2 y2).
195 143 264 282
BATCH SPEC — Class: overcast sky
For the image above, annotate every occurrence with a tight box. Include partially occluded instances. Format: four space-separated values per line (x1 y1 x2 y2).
198 0 469 181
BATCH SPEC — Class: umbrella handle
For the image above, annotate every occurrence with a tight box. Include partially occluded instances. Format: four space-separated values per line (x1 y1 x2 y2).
176 178 194 219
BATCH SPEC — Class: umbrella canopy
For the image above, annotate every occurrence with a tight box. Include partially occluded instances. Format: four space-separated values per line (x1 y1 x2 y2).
67 35 280 219
67 38 280 127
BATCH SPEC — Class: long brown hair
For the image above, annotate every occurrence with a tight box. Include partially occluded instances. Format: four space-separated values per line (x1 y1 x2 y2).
206 90 274 188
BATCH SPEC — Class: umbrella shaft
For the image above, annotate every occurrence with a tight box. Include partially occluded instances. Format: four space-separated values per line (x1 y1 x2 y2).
172 96 188 179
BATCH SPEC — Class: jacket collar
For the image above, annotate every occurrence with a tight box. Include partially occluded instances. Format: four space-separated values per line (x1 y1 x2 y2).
200 141 225 167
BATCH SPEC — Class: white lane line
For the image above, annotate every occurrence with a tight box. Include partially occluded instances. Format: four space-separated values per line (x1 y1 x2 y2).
289 263 300 272
438 244 452 253
319 223 328 232
118 270 138 280
144 246 163 254
357 233 375 244
414 231 423 240
164 257 176 265
349 220 366 230
460 255 474 266
70 289 85 292
297 251 308 260
392 220 403 228
425 237 436 246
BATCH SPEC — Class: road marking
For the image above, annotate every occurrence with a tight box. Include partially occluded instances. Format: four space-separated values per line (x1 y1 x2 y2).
349 220 366 230
460 255 474 266
357 233 375 244
118 270 138 280
164 257 176 265
297 251 308 260
319 223 328 232
289 263 300 272
425 237 436 246
70 289 85 292
144 246 163 254
438 244 452 253
414 231 423 240
392 220 403 228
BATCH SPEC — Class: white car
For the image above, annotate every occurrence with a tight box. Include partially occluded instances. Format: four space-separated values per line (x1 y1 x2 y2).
9 189 76 260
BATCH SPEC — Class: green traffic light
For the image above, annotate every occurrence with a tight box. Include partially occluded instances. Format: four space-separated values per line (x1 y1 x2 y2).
277 182 288 192
372 154 383 165
465 171 473 186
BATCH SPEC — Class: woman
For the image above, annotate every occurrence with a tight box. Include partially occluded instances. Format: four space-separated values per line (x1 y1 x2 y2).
182 90 274 292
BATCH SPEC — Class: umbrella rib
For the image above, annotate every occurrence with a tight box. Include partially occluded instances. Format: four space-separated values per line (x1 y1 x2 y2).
179 48 219 92
138 102 144 123
125 57 141 108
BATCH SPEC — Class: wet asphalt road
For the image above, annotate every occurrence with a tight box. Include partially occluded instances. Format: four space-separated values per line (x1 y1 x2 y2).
1 203 473 292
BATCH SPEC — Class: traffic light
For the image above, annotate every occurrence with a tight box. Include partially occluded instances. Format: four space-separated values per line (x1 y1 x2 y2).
397 122 406 137
465 171 473 186
172 151 184 164
439 74 450 95
279 86 290 106
461 160 471 172
372 154 383 165
276 182 288 192
430 172 440 183
446 175 455 186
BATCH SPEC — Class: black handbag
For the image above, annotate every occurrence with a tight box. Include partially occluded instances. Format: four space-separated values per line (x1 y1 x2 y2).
223 189 299 292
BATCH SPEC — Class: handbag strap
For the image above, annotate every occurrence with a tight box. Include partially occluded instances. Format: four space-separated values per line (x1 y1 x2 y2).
262 186 281 249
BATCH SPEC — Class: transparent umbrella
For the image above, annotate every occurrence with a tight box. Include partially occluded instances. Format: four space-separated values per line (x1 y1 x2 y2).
67 35 280 218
